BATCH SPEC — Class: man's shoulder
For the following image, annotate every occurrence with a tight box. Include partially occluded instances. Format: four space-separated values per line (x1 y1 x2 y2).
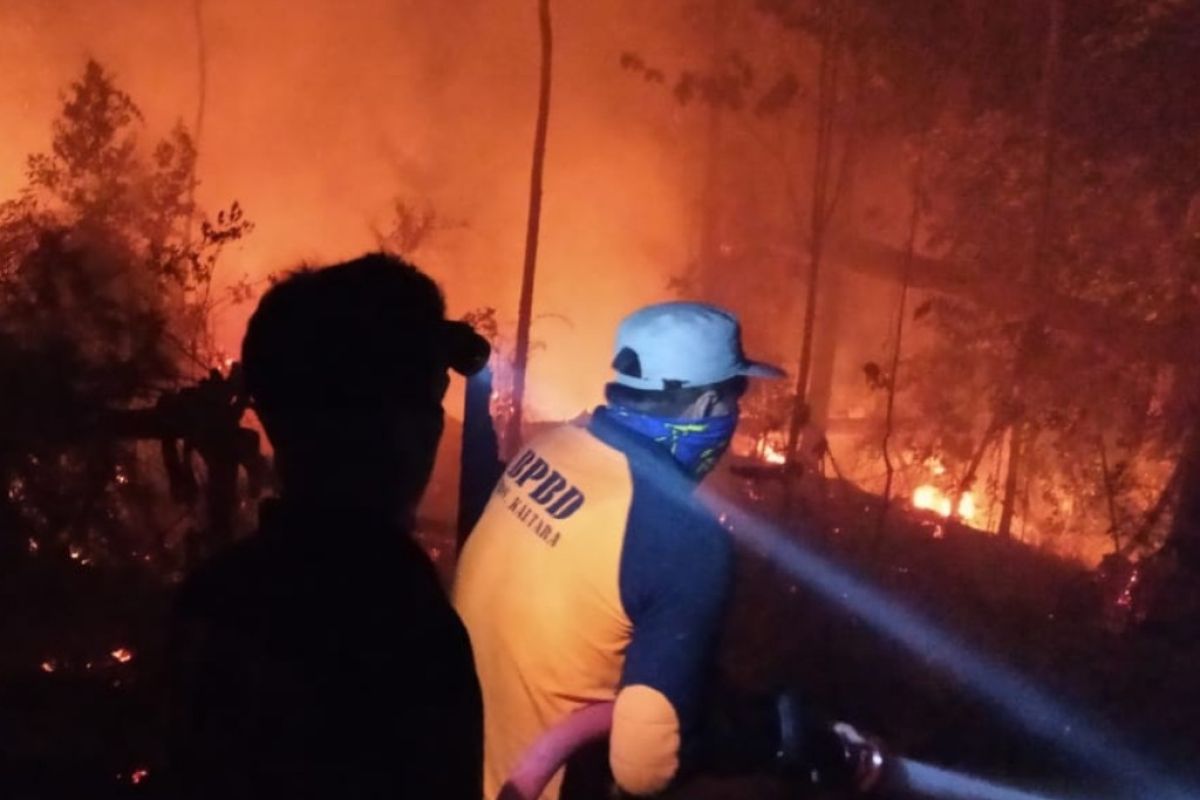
620 480 732 607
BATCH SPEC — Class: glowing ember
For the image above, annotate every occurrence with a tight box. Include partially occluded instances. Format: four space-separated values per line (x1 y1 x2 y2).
40 659 57 673
68 544 82 560
958 492 977 520
912 485 949 516
27 538 38 554
762 442 787 465
111 647 134 664
1116 568 1140 609
912 485 977 522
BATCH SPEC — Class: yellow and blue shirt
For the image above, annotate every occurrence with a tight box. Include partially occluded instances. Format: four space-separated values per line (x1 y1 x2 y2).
453 407 732 799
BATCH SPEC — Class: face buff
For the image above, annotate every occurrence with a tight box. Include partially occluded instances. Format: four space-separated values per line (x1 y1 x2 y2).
609 407 739 477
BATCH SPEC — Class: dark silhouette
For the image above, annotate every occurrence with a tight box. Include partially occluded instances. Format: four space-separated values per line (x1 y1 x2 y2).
166 254 487 799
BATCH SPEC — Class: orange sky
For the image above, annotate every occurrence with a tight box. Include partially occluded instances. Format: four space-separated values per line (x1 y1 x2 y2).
0 0 715 421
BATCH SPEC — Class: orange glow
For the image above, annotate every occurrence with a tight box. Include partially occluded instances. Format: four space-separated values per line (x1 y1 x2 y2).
912 485 977 523
0 2 699 424
40 659 57 673
762 442 787 465
130 768 150 785
111 647 134 664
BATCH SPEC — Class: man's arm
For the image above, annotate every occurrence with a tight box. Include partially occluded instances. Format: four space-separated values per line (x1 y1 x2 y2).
611 493 732 796
457 366 504 550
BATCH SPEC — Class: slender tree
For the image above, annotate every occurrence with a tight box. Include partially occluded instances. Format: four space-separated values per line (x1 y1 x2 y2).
784 0 844 489
508 0 554 452
878 151 925 533
186 0 208 247
997 0 1063 538
696 0 729 290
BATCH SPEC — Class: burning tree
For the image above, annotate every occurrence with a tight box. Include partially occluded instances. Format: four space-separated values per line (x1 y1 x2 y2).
0 60 253 569
894 117 1189 555
619 0 1200 569
882 0 1200 561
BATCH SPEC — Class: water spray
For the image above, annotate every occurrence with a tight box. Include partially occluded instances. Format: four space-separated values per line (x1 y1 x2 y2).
888 756 1078 800
703 489 1198 800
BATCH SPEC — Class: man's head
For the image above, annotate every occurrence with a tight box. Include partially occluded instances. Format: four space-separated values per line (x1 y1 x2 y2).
604 302 783 475
242 253 488 520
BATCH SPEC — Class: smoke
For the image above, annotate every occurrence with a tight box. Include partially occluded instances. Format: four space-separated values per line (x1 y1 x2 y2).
0 0 709 420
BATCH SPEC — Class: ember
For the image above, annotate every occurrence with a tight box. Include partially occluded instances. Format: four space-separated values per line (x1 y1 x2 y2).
110 648 134 664
762 442 788 465
1116 568 1140 610
912 485 977 523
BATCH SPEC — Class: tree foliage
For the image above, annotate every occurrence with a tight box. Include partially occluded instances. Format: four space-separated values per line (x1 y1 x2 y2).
891 2 1200 556
0 60 252 567
626 0 1200 559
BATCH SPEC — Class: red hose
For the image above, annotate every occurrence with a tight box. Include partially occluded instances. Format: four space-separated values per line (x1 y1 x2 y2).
497 702 615 800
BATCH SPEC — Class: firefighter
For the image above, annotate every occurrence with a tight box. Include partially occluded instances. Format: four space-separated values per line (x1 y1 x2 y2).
167 254 488 799
454 302 879 799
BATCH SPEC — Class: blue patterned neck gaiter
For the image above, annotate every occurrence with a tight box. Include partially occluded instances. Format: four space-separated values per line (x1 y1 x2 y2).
608 406 739 477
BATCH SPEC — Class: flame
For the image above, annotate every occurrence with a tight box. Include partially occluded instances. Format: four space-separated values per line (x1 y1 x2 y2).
111 647 134 664
762 442 788 465
1116 568 1139 609
912 485 977 522
958 492 977 520
118 767 150 785
40 659 57 673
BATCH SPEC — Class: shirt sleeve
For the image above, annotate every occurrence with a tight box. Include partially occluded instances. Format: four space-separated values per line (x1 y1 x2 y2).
457 366 505 548
610 478 732 795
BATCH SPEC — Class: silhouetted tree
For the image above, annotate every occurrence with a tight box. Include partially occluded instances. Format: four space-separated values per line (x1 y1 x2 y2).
509 0 554 451
0 60 252 567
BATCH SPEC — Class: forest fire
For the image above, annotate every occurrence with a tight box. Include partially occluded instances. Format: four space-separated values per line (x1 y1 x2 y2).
762 441 788 465
3 1 1200 798
912 485 978 523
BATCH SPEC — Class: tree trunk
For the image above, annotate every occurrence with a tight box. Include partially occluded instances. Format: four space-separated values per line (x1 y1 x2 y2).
1098 435 1122 552
1163 402 1200 569
878 149 924 535
997 0 1062 533
785 0 842 471
696 0 728 295
507 0 554 454
1031 0 1062 282
952 416 1003 514
997 423 1023 538
186 0 207 246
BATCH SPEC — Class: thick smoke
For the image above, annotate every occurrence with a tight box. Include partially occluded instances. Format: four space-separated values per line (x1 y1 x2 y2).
0 0 709 420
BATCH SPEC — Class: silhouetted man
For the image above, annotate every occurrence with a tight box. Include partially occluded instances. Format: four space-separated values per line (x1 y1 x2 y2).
167 254 488 799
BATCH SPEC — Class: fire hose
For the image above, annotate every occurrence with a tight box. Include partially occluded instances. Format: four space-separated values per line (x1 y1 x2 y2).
497 703 1080 800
